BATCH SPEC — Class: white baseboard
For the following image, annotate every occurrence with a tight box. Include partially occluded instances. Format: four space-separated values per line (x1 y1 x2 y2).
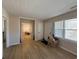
8 42 20 47
59 46 77 55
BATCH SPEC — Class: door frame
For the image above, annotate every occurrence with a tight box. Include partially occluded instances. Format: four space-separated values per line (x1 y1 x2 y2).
2 16 8 47
20 19 35 43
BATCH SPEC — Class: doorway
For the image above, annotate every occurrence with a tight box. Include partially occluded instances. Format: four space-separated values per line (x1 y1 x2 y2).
3 17 7 48
20 19 34 43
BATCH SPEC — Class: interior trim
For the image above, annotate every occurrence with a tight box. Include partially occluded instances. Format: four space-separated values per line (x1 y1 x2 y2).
59 46 77 55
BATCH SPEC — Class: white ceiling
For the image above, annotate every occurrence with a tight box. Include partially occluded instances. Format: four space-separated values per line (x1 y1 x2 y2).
2 0 77 20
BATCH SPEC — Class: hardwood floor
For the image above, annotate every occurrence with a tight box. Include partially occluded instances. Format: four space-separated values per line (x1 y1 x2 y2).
3 36 76 59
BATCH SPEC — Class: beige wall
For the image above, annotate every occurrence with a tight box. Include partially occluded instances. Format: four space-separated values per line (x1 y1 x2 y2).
44 21 53 41
22 23 33 33
44 10 77 55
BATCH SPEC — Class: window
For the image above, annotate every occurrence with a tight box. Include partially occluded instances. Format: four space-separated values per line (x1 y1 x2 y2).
54 18 77 41
64 19 77 41
54 21 63 38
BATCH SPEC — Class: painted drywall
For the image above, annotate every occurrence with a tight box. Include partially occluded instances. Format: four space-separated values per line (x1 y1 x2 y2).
22 23 32 33
44 21 53 41
44 10 77 55
8 16 20 46
35 20 44 41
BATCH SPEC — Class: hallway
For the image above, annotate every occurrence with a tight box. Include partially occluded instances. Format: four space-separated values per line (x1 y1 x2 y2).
22 34 32 43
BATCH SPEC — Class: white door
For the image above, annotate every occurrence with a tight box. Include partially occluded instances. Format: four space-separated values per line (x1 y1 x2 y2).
37 22 43 40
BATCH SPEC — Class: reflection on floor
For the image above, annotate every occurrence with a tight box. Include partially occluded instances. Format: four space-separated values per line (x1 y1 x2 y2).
22 34 32 43
3 36 76 59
